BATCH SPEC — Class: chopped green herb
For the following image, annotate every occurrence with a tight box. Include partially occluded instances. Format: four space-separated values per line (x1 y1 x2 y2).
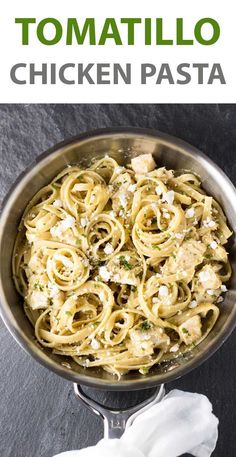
172 254 177 260
113 182 122 191
205 254 212 259
93 322 100 327
140 320 151 331
152 244 161 250
151 217 157 224
33 281 44 291
65 311 72 317
119 256 133 270
76 239 81 245
182 327 190 335
139 367 150 375
131 285 137 292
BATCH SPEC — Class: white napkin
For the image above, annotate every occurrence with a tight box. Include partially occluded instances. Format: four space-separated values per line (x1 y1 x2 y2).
54 389 218 457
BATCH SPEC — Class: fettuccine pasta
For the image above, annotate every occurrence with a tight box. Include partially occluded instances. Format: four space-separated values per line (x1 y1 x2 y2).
13 153 232 377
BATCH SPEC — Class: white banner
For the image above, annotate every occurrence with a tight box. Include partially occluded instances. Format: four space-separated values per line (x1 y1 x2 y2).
0 0 234 102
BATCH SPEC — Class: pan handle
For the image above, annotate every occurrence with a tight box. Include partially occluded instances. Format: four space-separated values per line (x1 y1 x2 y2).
74 384 165 439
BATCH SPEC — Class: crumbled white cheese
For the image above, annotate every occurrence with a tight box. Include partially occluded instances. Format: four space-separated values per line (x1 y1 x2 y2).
199 271 211 283
128 184 137 193
207 289 215 296
91 338 100 350
186 208 195 218
208 220 215 228
175 232 184 240
155 186 162 196
115 166 124 174
217 296 224 303
82 258 90 267
119 193 127 208
50 215 75 238
104 243 114 255
162 191 174 205
203 217 216 228
113 274 120 282
53 199 63 208
62 215 75 229
109 211 116 218
80 217 89 228
50 226 60 238
189 300 197 309
221 285 227 292
48 282 59 297
170 343 179 353
99 266 111 282
163 212 170 219
159 285 169 297
210 241 218 250
99 291 105 301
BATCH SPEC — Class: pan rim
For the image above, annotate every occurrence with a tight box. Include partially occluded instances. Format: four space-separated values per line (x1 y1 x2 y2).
0 126 236 390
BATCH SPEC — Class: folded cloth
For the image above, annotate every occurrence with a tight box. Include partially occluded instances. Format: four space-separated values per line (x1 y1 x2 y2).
53 389 218 457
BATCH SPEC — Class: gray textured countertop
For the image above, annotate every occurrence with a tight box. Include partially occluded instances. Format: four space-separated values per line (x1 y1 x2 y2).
0 104 236 457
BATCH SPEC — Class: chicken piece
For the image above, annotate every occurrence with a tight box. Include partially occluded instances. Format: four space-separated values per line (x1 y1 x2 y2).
131 154 156 174
202 234 228 263
179 315 202 345
193 265 222 303
27 251 45 276
164 240 206 279
198 265 222 290
26 273 50 310
212 244 228 263
112 270 137 286
129 324 170 356
27 290 49 310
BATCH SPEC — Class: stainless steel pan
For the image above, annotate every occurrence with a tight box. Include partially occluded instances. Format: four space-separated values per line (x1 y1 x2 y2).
0 129 236 435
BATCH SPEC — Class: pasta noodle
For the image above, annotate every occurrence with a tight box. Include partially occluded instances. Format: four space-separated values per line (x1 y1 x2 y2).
13 153 232 377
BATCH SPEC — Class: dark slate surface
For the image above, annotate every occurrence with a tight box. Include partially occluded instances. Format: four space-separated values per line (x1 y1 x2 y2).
0 104 236 457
